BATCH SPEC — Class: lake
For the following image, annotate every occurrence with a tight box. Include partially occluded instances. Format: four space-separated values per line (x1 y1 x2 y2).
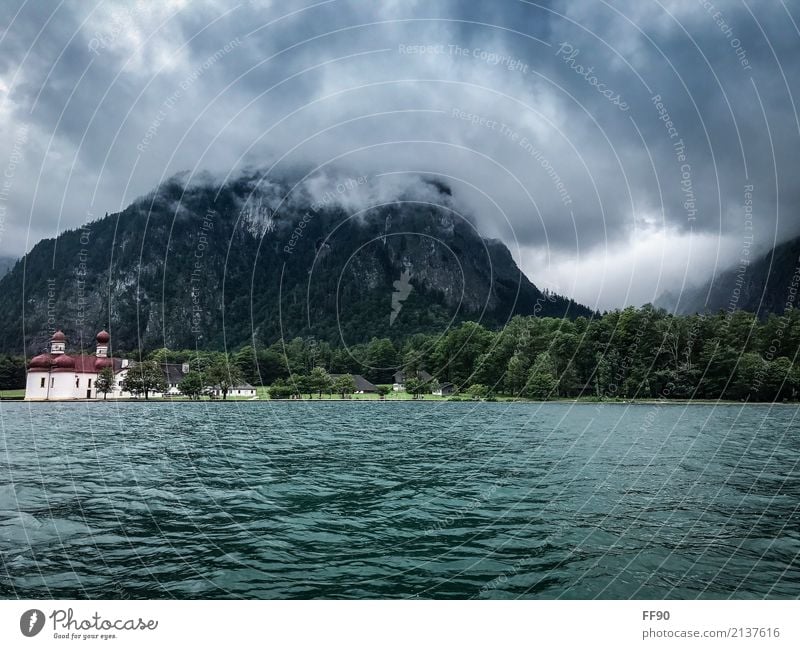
1 401 798 599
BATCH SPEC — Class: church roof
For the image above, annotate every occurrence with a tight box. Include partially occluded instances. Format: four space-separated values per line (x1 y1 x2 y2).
41 356 125 373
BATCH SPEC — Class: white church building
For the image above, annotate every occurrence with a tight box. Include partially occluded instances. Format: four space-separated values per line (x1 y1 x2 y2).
25 329 258 400
25 329 131 400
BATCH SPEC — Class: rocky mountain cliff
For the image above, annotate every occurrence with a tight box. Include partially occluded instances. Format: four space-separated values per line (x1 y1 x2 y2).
656 235 800 317
0 171 592 355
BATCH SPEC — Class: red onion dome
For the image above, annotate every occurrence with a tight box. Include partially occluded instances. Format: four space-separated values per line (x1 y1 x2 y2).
29 353 52 369
94 357 113 371
51 330 66 342
96 330 110 344
53 354 75 369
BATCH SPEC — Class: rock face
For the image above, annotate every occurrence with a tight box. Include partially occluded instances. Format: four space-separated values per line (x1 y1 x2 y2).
655 235 800 317
0 171 592 355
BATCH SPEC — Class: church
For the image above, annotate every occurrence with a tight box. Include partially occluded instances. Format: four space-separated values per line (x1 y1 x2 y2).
25 329 130 400
24 329 257 400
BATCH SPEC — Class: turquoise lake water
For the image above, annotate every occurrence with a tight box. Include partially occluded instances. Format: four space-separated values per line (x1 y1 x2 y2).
1 401 798 598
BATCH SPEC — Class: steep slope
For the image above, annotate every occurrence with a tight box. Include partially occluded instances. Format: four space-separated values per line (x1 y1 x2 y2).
656 236 800 316
0 256 17 278
0 172 593 355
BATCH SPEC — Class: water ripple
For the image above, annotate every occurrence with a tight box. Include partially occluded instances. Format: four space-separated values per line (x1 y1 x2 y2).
1 402 798 598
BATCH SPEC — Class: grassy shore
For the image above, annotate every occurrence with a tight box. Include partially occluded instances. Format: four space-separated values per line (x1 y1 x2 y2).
254 386 455 400
2 388 786 405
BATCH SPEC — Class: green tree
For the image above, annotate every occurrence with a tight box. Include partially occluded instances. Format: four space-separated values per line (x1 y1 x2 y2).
233 346 259 385
122 360 166 399
698 344 739 399
594 350 619 398
730 352 765 401
120 372 143 398
376 384 391 399
281 338 313 375
0 355 26 389
332 374 356 398
178 371 204 400
432 321 493 385
365 338 398 384
329 347 356 374
760 357 796 402
256 348 290 385
472 350 507 393
207 358 244 400
95 366 115 400
505 352 530 396
291 374 314 399
268 379 294 399
405 376 423 399
465 383 489 400
526 352 558 400
309 366 332 398
147 347 171 364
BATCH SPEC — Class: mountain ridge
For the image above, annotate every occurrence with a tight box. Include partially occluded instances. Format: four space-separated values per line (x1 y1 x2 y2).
0 171 593 355
655 235 800 317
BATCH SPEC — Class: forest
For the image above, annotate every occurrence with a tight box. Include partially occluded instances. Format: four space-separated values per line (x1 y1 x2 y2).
5 306 799 401
144 306 800 402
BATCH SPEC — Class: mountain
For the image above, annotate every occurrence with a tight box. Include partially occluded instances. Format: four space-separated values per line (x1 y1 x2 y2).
655 235 800 316
0 256 17 278
0 171 593 355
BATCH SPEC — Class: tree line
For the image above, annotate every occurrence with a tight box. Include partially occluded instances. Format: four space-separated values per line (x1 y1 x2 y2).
147 306 800 402
0 355 26 390
93 358 246 400
8 306 800 402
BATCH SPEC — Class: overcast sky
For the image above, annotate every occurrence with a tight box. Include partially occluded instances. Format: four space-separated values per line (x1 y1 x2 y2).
1 0 798 310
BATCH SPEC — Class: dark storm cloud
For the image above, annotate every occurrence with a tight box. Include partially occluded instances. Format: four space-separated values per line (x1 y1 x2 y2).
1 0 798 306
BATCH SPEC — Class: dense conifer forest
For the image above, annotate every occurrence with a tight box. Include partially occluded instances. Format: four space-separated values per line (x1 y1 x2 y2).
126 306 800 402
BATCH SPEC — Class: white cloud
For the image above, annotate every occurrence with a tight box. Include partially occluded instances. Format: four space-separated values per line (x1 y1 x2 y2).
520 227 742 311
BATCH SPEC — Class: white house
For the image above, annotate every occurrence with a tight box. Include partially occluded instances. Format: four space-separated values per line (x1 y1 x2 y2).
208 383 257 398
25 329 131 400
163 362 191 395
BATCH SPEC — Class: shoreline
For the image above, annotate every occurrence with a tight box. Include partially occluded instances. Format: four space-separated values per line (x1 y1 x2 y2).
5 397 797 406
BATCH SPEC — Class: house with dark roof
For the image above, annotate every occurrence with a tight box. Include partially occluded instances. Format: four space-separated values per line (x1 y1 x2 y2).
432 382 455 396
330 374 378 393
392 369 433 391
162 362 190 394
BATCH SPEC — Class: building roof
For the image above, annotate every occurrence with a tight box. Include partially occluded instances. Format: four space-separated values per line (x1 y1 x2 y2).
353 375 378 392
29 355 126 373
75 356 125 373
29 353 52 369
162 363 189 384
331 374 378 392
28 328 123 373
393 370 433 383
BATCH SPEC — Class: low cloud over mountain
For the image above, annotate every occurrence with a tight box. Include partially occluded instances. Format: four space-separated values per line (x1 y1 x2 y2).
2 1 799 308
